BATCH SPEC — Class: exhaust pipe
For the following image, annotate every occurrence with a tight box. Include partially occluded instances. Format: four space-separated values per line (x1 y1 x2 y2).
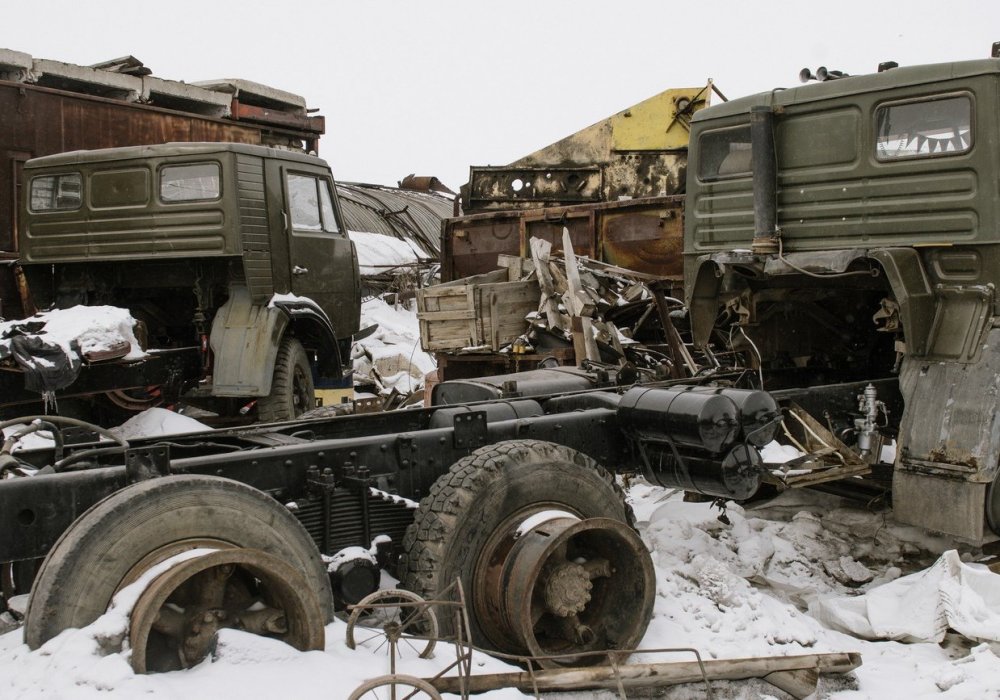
750 105 779 254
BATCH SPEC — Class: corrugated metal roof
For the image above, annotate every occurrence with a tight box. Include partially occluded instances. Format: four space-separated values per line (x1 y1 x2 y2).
336 182 454 259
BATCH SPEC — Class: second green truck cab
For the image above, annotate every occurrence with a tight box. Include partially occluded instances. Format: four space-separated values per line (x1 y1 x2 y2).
17 142 361 421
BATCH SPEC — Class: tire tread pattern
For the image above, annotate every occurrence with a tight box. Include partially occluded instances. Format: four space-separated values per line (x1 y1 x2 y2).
399 439 634 604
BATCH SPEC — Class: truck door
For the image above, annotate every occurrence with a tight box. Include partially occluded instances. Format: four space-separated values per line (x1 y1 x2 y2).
283 170 360 339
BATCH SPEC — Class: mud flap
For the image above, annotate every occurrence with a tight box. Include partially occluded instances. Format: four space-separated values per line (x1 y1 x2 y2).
209 285 288 396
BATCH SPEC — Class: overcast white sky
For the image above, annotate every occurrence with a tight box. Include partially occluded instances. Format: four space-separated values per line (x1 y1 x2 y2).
4 1 1000 189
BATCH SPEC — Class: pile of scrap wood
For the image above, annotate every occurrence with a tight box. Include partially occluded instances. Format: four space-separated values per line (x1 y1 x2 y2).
417 230 701 381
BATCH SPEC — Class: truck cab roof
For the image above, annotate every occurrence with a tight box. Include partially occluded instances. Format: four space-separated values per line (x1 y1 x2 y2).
693 58 1000 121
25 141 330 170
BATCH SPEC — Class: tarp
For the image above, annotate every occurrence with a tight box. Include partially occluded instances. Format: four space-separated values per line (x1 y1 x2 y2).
809 550 1000 643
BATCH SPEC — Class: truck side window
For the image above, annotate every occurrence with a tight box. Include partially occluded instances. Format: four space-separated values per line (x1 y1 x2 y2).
92 169 149 208
318 181 340 233
698 125 752 181
288 173 338 233
875 95 972 161
29 173 82 211
160 163 220 202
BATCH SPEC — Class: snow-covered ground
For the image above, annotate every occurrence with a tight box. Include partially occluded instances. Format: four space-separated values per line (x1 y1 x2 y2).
3 275 999 698
3 478 999 699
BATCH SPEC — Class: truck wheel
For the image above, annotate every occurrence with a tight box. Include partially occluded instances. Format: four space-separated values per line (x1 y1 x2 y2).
24 474 332 652
987 477 1000 537
258 337 314 422
399 439 655 666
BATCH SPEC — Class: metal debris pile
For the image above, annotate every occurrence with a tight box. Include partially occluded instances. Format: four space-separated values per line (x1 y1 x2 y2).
420 231 702 382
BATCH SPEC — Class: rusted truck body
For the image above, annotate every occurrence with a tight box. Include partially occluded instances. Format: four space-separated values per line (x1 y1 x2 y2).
0 367 780 672
685 56 1000 542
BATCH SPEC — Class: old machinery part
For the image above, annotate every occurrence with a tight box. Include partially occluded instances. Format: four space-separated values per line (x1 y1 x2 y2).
345 588 439 659
329 551 381 607
640 443 763 501
129 548 325 673
854 383 888 464
0 414 127 450
481 515 654 666
23 475 332 651
399 440 654 666
104 386 163 413
348 674 443 700
618 386 741 453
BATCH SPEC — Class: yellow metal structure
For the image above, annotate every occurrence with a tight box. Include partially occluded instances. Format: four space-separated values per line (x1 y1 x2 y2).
611 86 708 151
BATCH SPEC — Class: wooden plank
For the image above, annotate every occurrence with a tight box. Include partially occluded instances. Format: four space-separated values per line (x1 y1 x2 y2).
427 652 861 697
781 463 871 488
530 237 565 333
416 310 477 322
433 268 508 289
563 228 599 362
765 668 820 698
497 254 534 280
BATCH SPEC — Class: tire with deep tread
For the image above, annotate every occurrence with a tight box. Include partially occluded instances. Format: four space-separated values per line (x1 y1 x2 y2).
258 337 314 423
24 474 332 650
398 439 634 648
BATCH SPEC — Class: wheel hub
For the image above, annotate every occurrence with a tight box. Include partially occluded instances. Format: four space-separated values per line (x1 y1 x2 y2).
473 515 655 667
128 548 325 673
542 561 593 617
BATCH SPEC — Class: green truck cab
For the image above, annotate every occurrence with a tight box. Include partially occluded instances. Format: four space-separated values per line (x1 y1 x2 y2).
19 142 361 421
685 58 1000 542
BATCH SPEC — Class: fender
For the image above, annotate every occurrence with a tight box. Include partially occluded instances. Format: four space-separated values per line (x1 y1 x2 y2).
209 285 289 396
210 287 345 397
270 295 343 380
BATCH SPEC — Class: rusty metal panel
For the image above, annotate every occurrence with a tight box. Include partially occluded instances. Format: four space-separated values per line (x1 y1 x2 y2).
600 202 685 279
443 212 521 281
523 212 597 260
442 196 686 281
467 166 602 209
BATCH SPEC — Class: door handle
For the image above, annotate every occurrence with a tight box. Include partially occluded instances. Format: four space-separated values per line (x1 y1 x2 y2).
292 265 309 275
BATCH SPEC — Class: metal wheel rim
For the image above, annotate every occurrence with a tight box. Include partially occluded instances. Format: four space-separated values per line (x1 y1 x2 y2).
345 589 438 659
128 547 325 673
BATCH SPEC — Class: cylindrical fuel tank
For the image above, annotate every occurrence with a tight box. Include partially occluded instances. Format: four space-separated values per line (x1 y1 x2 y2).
641 443 762 500
617 386 740 453
432 368 600 405
712 388 779 447
428 400 542 428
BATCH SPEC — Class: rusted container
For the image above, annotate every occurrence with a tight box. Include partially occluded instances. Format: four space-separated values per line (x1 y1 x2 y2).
441 195 685 282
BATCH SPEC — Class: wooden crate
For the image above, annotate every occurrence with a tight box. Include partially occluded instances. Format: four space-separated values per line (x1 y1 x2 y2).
417 269 539 352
